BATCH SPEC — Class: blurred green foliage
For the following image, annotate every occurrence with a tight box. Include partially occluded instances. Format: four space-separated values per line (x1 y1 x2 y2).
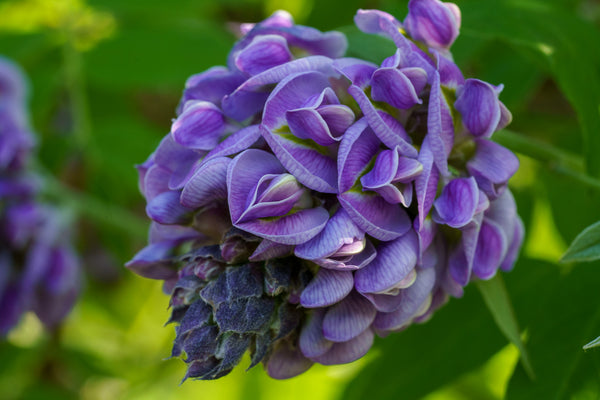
1 0 600 399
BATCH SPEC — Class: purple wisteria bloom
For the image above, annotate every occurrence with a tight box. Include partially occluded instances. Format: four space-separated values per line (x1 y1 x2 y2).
0 57 80 335
129 5 523 381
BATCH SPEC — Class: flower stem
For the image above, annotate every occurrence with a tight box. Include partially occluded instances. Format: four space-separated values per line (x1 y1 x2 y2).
62 34 92 152
42 172 148 240
493 130 600 190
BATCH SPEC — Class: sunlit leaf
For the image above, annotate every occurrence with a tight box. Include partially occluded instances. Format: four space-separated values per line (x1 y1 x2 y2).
561 220 600 263
583 335 600 351
475 275 534 379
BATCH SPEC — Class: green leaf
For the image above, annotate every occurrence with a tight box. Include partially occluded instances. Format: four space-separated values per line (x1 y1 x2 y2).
341 282 507 400
85 22 233 89
505 263 600 399
583 335 600 350
458 0 600 177
342 256 558 400
540 168 600 249
336 25 397 64
561 221 600 263
475 275 535 379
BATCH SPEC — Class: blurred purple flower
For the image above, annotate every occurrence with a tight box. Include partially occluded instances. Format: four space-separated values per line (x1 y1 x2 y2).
129 4 523 381
0 57 80 335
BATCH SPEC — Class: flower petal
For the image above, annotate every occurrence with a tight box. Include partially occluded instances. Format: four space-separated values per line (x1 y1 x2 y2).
427 70 453 175
404 0 461 49
448 217 481 286
249 239 294 261
501 216 524 272
415 138 439 228
227 149 285 222
310 328 374 365
339 191 411 241
148 222 200 244
354 9 409 50
323 291 376 342
455 79 501 138
266 340 314 379
437 52 465 87
300 269 354 308
337 118 381 193
125 241 178 280
360 149 398 189
178 66 245 111
299 309 332 358
287 108 337 146
238 174 305 223
181 157 230 208
262 125 338 193
235 35 292 76
233 12 347 61
466 139 519 198
371 67 427 109
355 230 418 294
319 104 355 135
222 56 334 122
472 218 508 280
235 207 329 245
146 190 194 225
372 266 436 331
432 177 478 228
153 133 199 173
360 270 418 312
171 101 226 150
262 70 330 128
353 10 436 75
332 58 378 89
315 239 377 271
348 85 417 157
295 208 363 260
204 124 262 161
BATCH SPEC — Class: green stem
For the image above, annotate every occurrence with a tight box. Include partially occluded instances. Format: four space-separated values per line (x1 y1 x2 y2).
42 172 148 240
61 27 93 153
493 130 600 190
493 130 582 169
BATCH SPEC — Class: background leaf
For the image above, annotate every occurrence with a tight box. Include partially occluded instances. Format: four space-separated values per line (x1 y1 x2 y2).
583 336 600 350
505 263 600 399
341 283 506 400
457 0 600 177
475 275 534 379
561 220 600 263
341 257 559 400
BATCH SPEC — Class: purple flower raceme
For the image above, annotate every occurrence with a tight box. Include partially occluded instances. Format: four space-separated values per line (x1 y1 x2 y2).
129 3 523 381
0 57 80 335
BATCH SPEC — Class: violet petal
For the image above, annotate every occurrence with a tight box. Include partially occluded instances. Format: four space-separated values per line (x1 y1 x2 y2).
300 269 354 308
355 230 418 294
322 291 376 342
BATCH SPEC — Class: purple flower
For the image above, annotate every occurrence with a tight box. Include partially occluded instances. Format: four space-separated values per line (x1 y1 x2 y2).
404 0 461 50
129 5 523 381
455 79 512 138
0 57 80 335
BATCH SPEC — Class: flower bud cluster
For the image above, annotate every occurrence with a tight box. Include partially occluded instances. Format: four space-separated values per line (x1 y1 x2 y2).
129 0 523 380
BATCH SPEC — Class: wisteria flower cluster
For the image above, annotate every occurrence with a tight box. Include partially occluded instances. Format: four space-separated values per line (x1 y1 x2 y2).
128 0 523 380
0 57 80 335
